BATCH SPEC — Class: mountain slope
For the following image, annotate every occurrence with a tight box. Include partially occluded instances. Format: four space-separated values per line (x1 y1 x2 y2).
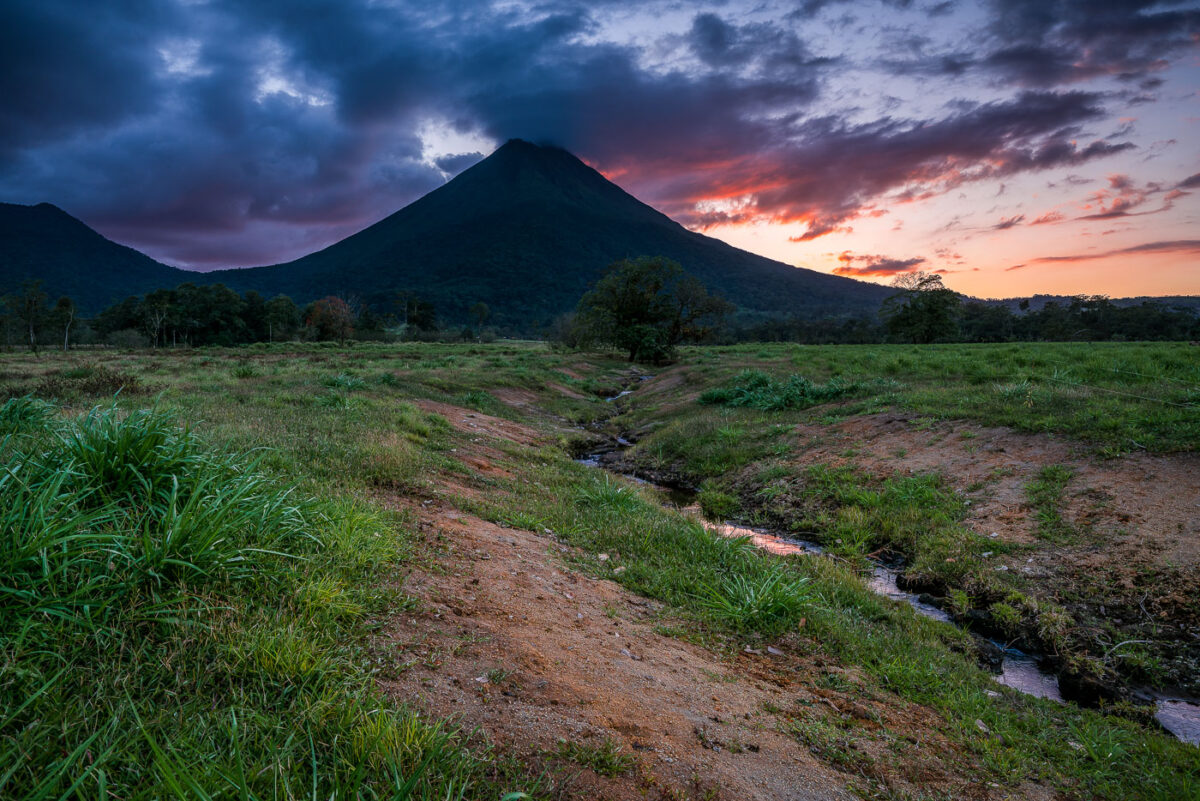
0 202 194 313
208 139 894 327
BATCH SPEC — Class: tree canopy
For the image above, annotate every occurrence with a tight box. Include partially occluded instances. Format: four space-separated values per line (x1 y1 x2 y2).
880 272 961 344
571 257 732 363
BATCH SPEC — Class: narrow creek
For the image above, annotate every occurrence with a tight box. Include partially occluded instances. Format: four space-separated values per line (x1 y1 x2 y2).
577 382 1199 744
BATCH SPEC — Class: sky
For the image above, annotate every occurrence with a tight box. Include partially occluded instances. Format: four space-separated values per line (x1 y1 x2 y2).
1 0 1198 299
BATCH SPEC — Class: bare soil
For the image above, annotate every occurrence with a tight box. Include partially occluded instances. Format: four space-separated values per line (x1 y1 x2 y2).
790 414 1199 563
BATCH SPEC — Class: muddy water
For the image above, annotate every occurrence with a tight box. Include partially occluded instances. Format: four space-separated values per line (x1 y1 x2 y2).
1154 699 1200 744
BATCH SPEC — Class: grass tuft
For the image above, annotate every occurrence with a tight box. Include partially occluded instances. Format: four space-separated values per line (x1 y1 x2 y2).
695 565 811 638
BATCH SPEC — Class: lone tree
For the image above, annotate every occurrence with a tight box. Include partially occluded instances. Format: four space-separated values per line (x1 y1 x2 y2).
9 280 48 353
52 296 75 351
265 294 300 342
880 271 960 344
305 296 355 344
469 302 490 330
573 256 731 363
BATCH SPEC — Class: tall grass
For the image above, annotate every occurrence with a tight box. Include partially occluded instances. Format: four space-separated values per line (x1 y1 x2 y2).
696 566 811 637
0 401 518 799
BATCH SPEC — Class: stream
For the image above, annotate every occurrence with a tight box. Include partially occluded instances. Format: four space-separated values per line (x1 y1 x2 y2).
664 484 1200 744
578 386 1199 743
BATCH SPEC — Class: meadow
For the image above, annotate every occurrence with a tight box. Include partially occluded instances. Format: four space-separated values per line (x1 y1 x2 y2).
0 340 1197 800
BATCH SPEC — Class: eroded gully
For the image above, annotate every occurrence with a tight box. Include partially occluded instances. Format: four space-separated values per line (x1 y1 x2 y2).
574 379 1199 745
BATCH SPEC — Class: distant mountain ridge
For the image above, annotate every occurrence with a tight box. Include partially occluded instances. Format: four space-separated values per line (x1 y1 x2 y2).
0 202 194 312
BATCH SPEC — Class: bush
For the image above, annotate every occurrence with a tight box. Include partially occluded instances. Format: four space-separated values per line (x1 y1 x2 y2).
0 394 57 435
105 328 150 348
0 405 309 627
320 373 367 391
699 370 876 411
697 485 739 520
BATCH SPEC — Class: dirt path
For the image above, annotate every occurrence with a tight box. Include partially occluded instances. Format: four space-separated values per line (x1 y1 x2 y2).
375 506 859 800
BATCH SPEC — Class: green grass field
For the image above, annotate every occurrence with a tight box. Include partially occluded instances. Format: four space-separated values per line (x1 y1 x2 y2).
1 341 1197 800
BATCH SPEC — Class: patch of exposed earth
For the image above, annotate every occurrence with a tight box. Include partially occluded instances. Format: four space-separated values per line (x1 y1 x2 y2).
791 413 1198 563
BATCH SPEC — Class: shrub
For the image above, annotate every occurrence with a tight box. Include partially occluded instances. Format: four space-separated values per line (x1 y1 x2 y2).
0 394 57 435
0 405 310 628
321 373 367 391
697 485 739 520
699 370 877 411
575 474 643 514
316 390 360 409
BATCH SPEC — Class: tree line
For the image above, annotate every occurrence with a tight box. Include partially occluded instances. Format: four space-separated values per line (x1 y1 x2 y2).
730 273 1200 345
2 265 1196 354
0 281 452 350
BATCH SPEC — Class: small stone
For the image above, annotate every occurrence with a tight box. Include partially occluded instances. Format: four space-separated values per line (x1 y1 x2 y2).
598 553 609 561
975 719 990 734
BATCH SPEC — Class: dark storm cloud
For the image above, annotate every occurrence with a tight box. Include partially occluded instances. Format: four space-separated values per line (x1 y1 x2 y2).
435 152 485 175
980 0 1200 86
0 1 176 160
686 13 836 75
1179 173 1200 189
880 1 1199 89
992 214 1025 230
